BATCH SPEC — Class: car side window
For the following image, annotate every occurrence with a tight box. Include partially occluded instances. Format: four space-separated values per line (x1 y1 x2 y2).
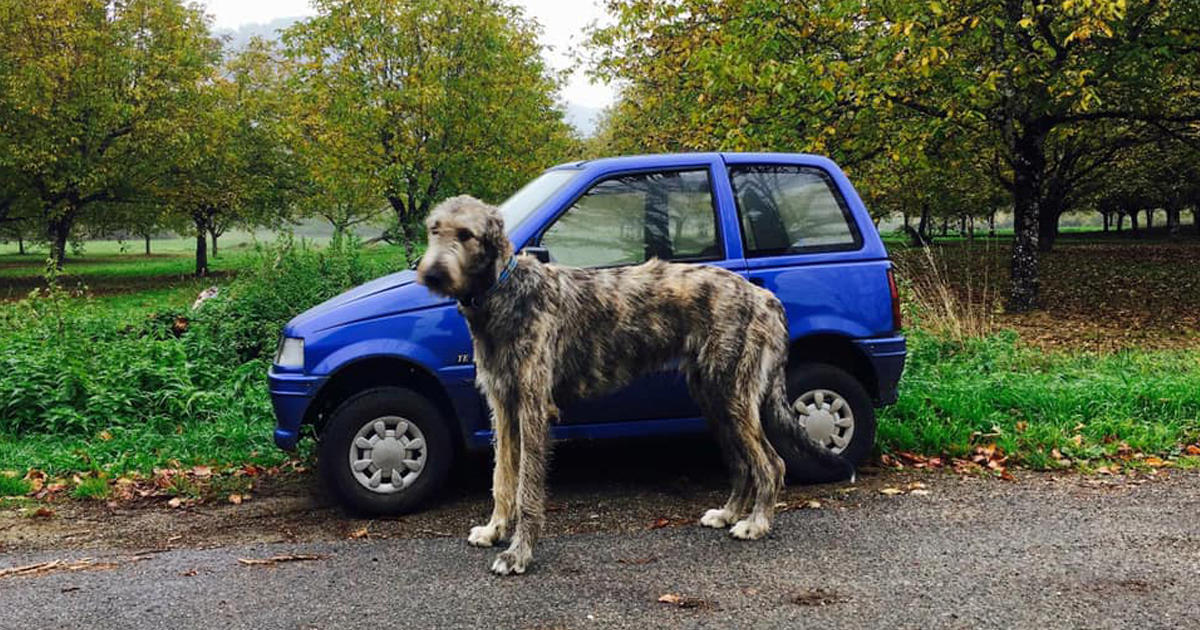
541 170 720 268
730 166 861 255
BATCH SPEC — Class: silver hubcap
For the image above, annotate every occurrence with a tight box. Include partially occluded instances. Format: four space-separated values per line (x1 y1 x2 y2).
348 416 427 494
793 389 854 454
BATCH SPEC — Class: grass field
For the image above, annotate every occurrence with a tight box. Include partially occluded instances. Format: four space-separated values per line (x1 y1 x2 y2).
1 229 1198 498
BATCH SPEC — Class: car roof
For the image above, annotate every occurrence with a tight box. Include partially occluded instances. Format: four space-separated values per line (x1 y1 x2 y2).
549 152 838 172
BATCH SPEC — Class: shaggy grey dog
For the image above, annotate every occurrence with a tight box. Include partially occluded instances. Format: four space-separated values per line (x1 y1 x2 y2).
416 195 853 575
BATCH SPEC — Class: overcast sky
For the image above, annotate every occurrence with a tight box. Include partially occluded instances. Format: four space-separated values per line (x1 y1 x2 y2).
197 0 616 109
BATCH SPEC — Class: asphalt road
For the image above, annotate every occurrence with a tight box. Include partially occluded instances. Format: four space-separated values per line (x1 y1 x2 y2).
2 468 1198 630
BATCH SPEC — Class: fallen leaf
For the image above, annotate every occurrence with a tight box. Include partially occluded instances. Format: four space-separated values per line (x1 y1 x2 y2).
167 497 182 508
650 517 670 530
192 466 213 479
1015 421 1028 433
181 569 198 577
32 507 54 519
228 494 243 505
804 499 822 509
1144 456 1167 467
909 489 931 496
98 431 112 442
657 593 708 609
906 481 928 490
791 588 845 606
1186 445 1200 456
348 526 370 539
879 487 904 496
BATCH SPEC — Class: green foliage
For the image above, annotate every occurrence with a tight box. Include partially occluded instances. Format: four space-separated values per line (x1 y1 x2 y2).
0 237 401 474
0 474 31 497
282 0 579 264
71 474 110 500
879 330 1200 465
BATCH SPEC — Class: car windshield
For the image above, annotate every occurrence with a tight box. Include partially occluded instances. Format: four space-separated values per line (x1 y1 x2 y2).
498 169 579 233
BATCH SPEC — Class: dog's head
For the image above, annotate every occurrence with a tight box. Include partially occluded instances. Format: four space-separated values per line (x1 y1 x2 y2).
416 195 512 300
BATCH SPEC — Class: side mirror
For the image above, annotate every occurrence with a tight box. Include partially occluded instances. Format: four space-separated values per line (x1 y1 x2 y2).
520 246 552 264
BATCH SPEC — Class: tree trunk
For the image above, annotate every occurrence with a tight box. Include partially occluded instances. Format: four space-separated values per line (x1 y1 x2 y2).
917 203 931 240
49 217 71 270
1130 210 1140 236
17 234 25 255
387 195 418 267
1145 208 1154 231
1194 209 1199 236
903 213 910 230
1102 212 1109 232
1117 212 1124 232
144 233 151 255
940 218 948 237
195 217 209 276
210 229 219 258
1167 208 1180 240
1007 128 1047 313
989 211 996 237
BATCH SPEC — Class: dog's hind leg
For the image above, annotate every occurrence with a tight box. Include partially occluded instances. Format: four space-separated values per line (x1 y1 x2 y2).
491 391 554 576
469 397 519 547
724 395 784 540
698 403 754 529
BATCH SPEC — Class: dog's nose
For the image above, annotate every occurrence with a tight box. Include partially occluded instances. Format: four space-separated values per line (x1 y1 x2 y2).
421 265 447 290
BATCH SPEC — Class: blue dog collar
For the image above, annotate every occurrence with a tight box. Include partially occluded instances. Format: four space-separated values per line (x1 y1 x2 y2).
486 256 518 299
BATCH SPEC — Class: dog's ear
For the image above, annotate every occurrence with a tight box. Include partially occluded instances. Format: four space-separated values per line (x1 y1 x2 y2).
480 208 511 261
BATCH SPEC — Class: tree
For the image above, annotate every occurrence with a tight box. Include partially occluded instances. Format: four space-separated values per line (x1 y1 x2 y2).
0 0 220 267
160 42 298 275
590 0 1200 311
282 0 577 265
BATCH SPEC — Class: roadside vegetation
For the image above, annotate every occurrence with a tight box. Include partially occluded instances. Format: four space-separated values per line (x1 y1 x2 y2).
0 236 406 499
1 233 1198 504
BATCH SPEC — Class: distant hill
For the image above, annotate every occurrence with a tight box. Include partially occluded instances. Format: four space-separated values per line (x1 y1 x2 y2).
214 16 302 51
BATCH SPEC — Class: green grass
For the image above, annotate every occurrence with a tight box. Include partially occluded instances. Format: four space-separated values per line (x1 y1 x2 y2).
878 331 1200 466
70 474 111 500
0 473 31 497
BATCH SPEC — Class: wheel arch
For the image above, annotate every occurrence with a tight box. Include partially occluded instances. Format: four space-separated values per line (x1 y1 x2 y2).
789 333 879 403
304 355 465 448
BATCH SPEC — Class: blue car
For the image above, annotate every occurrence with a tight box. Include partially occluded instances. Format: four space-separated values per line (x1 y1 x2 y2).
269 153 906 514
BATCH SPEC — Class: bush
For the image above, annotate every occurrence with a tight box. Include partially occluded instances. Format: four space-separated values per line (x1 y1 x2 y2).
0 236 404 474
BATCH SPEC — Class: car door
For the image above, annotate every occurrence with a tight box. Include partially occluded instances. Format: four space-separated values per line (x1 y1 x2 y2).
726 161 891 339
533 163 742 423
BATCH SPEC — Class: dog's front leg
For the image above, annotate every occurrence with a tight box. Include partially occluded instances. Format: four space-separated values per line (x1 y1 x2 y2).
469 397 518 547
491 396 553 576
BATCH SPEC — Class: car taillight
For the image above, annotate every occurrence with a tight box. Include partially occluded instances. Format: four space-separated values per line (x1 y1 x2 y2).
887 268 902 332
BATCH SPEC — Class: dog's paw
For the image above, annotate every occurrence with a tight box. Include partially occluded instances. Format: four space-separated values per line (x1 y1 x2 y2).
700 508 734 529
729 517 770 540
468 524 500 547
490 550 528 576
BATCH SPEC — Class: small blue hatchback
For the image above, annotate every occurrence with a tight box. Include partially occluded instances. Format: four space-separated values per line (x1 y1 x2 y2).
269 153 906 514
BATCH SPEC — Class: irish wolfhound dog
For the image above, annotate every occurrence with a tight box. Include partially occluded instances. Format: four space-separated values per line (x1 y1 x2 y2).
417 195 854 575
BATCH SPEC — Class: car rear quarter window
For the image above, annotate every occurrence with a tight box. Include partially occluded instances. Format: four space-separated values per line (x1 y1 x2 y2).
730 165 862 256
541 169 721 268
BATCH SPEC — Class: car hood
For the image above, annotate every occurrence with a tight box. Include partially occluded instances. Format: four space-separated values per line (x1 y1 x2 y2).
284 270 452 337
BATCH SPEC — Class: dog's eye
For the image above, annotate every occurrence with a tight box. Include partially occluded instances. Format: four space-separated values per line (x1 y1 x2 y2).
456 229 473 242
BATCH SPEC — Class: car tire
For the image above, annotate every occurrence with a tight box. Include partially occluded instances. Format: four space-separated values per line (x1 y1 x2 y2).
319 386 453 515
784 363 876 482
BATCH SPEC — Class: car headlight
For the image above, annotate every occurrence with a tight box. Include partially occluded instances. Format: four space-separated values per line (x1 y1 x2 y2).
274 337 305 368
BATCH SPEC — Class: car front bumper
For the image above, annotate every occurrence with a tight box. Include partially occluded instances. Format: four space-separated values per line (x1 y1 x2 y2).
268 367 325 450
855 336 907 406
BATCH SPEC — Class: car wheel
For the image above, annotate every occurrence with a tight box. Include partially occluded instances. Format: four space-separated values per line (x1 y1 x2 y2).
785 363 876 477
319 386 453 515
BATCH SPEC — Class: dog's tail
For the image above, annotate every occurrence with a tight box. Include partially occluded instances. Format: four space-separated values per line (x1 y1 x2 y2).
761 371 856 484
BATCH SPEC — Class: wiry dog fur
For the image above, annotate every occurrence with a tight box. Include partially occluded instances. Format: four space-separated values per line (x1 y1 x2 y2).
417 195 853 575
